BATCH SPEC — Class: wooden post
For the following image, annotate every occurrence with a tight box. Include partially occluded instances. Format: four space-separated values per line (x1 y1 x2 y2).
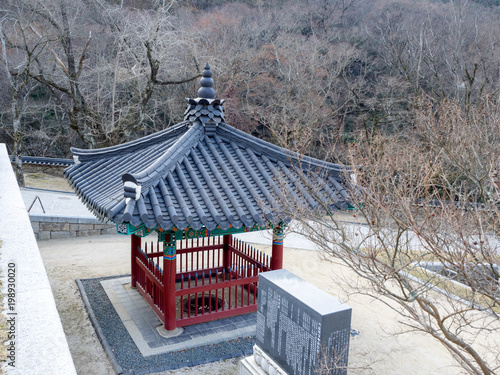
223 234 232 272
131 234 141 287
163 232 177 330
271 224 284 270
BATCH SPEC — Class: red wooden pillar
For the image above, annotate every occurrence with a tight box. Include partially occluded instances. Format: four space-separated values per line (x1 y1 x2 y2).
222 234 232 271
163 232 177 330
271 224 284 270
131 234 141 287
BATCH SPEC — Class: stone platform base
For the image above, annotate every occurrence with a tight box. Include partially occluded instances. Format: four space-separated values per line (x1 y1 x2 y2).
240 356 267 375
239 345 287 375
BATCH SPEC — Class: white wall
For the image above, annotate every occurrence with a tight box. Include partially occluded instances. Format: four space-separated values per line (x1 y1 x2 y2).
0 144 77 375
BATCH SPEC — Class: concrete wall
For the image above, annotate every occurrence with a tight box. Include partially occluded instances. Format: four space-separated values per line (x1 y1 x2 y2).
30 214 117 241
0 144 77 375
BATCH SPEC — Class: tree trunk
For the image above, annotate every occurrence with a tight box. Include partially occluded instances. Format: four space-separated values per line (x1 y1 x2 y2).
11 101 25 187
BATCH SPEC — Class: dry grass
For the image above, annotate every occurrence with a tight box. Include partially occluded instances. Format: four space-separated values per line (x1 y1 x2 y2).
408 266 500 314
24 172 73 192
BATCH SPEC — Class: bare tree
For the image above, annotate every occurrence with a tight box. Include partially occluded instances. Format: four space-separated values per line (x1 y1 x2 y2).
111 3 201 136
372 0 500 109
251 36 359 159
1 0 201 150
0 8 48 186
277 96 500 374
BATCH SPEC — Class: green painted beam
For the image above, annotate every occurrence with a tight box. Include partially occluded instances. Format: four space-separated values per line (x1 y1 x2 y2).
115 221 276 240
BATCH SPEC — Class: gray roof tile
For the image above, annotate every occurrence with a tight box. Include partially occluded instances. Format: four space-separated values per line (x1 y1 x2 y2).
65 70 352 231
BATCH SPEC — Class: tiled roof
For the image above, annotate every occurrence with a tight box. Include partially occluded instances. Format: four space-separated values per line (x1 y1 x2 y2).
65 120 351 231
64 64 352 232
10 156 74 167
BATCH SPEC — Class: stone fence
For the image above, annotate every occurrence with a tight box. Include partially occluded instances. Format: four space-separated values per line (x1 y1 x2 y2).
30 214 117 240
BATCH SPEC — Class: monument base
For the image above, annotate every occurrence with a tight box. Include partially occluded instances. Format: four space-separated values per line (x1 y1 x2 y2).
239 345 288 375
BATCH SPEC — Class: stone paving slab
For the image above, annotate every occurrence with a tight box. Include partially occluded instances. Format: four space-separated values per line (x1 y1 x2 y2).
78 275 255 374
21 187 94 217
101 276 257 357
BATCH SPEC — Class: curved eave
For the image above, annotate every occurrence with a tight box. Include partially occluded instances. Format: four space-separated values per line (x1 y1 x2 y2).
65 172 122 222
70 121 190 162
64 120 352 236
123 122 205 191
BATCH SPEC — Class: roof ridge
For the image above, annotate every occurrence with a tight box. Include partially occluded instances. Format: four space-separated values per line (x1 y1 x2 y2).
71 121 190 160
216 123 349 173
122 122 205 190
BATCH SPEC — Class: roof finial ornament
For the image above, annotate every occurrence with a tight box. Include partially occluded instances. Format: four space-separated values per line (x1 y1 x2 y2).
184 63 225 134
197 63 216 99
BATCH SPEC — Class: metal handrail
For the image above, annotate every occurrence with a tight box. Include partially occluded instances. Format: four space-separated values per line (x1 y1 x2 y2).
27 196 46 213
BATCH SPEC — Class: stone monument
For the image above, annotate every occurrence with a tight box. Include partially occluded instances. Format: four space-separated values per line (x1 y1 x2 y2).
240 269 352 375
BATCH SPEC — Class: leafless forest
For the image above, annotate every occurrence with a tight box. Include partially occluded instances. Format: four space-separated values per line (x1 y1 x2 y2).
1 0 498 158
2 1 500 374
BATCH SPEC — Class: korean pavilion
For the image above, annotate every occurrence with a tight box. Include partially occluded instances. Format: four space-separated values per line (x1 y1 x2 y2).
65 64 352 331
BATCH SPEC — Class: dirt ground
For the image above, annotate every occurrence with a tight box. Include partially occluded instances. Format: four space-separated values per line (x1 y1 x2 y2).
37 234 467 375
24 172 73 192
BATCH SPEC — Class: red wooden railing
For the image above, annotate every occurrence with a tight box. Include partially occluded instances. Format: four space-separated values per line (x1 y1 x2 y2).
177 236 225 279
135 247 165 322
230 238 270 278
176 266 259 326
134 235 271 328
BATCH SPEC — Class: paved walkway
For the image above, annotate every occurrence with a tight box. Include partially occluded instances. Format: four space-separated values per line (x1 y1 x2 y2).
21 187 94 217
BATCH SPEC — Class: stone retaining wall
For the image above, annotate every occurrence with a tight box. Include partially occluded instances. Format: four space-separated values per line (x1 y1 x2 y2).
30 214 117 240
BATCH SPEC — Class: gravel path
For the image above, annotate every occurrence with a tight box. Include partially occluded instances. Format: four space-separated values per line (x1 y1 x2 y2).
79 276 253 373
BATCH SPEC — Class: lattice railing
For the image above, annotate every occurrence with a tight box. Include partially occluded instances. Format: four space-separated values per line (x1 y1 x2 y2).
134 235 271 327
